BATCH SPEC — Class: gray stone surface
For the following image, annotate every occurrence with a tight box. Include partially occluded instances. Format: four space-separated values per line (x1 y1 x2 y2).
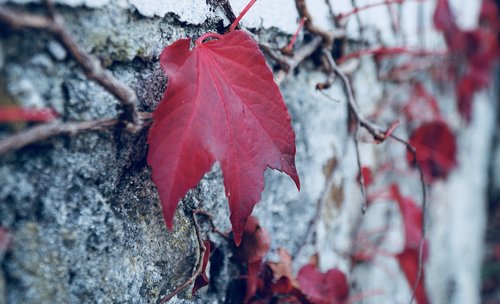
0 1 497 304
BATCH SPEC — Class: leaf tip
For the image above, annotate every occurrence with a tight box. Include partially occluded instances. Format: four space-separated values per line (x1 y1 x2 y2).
233 232 243 247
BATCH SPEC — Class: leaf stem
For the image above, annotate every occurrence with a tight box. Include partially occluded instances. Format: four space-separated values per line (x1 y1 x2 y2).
283 17 307 53
229 0 257 32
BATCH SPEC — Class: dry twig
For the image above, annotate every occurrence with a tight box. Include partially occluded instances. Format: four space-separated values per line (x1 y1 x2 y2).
295 0 335 49
0 112 152 156
293 157 339 258
159 210 207 304
260 36 323 85
0 2 141 131
212 0 238 29
194 209 229 239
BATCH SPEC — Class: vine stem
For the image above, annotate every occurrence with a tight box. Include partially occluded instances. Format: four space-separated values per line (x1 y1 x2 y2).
260 36 323 85
229 0 257 32
282 17 307 54
159 210 207 304
337 0 428 20
0 2 141 131
338 47 447 64
0 113 152 156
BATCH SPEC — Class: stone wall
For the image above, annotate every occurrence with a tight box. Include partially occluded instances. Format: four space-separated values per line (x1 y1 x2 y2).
0 1 497 303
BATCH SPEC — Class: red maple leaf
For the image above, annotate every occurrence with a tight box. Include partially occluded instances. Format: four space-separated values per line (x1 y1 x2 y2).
296 264 349 304
147 2 300 245
407 120 457 183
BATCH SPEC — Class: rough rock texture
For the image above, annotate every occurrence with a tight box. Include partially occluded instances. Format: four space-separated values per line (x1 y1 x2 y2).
0 1 497 304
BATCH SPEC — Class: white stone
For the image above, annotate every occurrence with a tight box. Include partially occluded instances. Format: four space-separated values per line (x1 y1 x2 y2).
128 0 212 24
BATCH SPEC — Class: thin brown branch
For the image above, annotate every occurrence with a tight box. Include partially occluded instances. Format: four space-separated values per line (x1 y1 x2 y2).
353 126 368 213
323 50 387 140
194 209 229 239
337 0 427 20
294 157 339 258
295 0 334 49
159 210 207 304
260 36 323 85
214 0 238 28
0 4 141 131
349 0 365 37
0 112 152 156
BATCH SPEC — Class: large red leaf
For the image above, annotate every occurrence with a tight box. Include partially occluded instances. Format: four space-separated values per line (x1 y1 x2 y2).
147 30 300 245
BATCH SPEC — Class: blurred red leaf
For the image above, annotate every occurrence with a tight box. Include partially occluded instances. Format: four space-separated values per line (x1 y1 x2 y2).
267 248 296 294
0 227 9 253
390 185 424 249
403 83 441 123
407 121 457 183
433 0 459 44
0 106 57 123
296 264 349 304
434 0 499 122
390 185 429 304
232 216 271 301
396 248 428 304
192 240 213 295
233 216 271 264
357 166 373 188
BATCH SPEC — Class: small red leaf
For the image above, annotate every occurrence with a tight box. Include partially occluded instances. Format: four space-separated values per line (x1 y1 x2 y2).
407 121 457 183
233 216 271 265
390 185 429 304
148 29 300 245
396 248 429 304
403 83 441 123
192 240 213 295
0 106 57 123
296 264 349 304
390 185 423 249
0 227 10 253
433 0 458 35
357 166 373 188
231 216 271 301
457 75 476 121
